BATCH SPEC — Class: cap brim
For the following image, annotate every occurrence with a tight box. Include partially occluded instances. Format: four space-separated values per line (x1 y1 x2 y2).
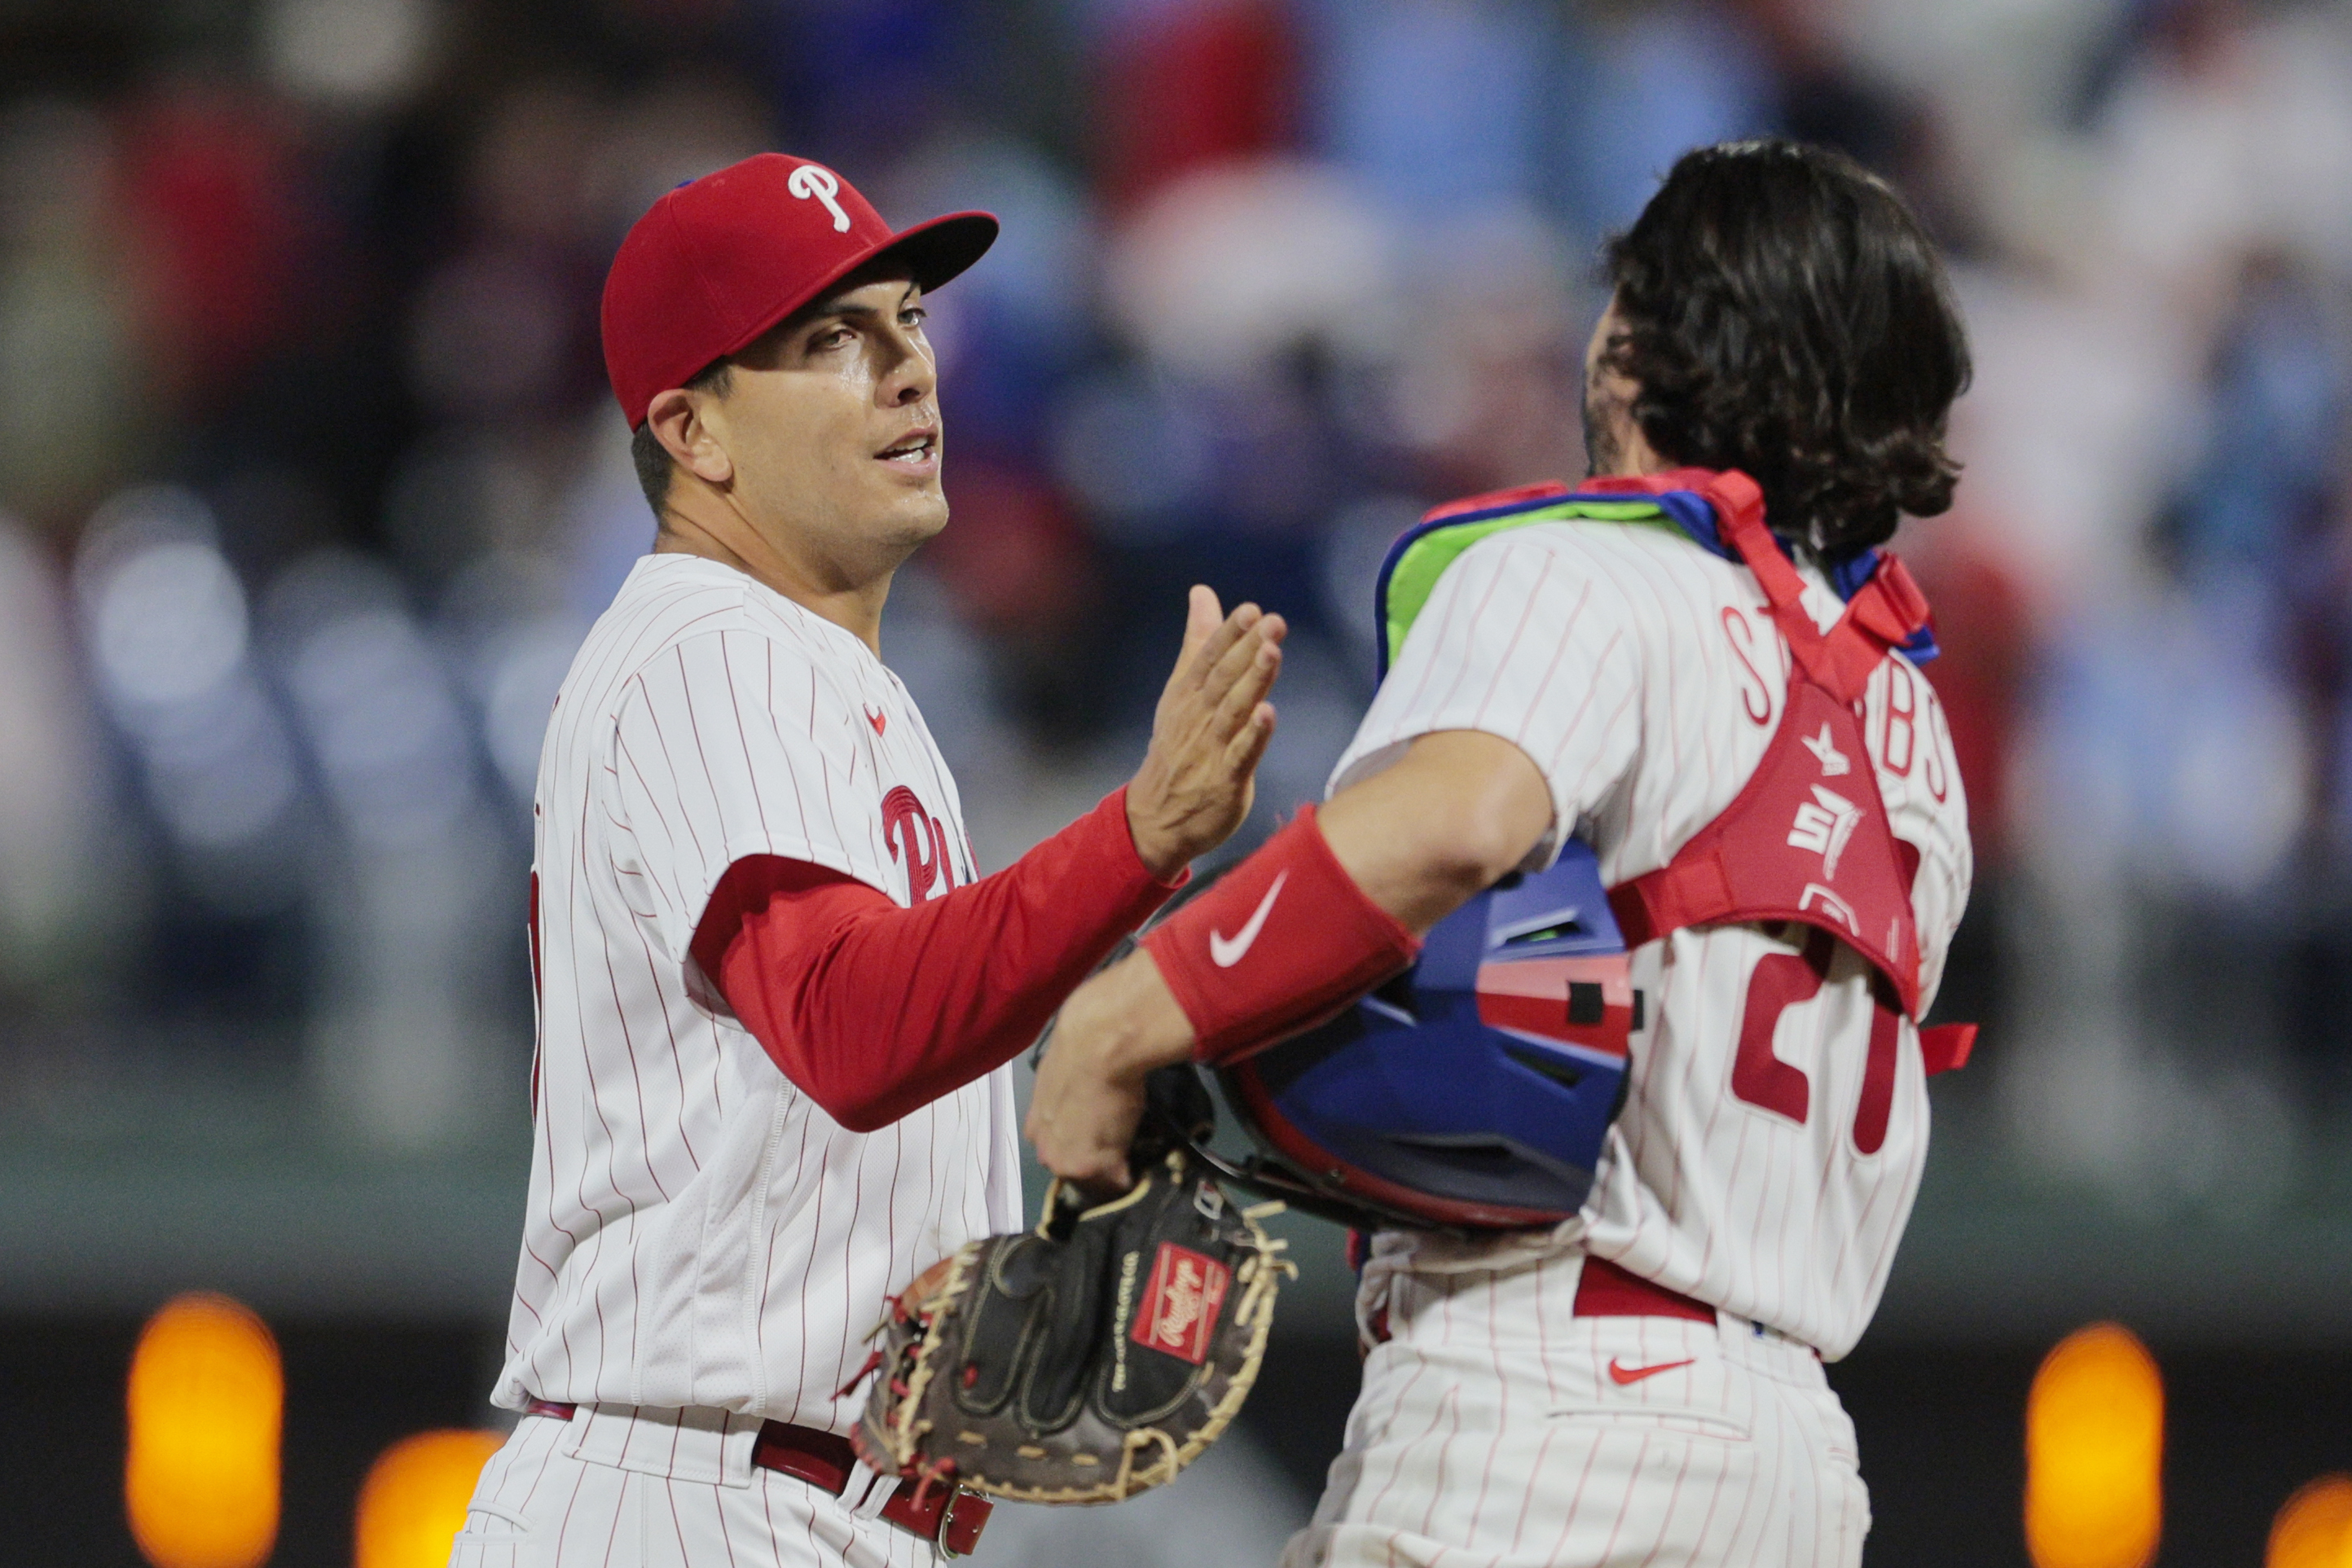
704 210 1000 376
869 210 999 296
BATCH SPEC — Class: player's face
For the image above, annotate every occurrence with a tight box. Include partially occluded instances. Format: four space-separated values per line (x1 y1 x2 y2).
711 273 947 573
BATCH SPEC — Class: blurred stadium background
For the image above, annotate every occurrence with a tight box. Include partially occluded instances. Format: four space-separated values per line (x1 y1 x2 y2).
2 0 2351 1561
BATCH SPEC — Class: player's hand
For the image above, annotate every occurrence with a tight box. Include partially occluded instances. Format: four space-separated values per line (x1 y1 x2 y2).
1125 586 1285 881
1027 951 1197 1191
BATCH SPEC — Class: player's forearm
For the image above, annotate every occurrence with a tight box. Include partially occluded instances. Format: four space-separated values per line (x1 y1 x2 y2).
1024 731 1556 1185
714 788 1181 1131
1113 730 1552 1069
1070 766 1532 1084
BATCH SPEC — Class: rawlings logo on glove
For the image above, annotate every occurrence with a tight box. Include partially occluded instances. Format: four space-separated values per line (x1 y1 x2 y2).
1132 1242 1227 1365
849 1075 1290 1506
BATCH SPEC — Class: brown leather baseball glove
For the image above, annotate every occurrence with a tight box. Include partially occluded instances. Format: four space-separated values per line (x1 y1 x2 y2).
851 1111 1290 1505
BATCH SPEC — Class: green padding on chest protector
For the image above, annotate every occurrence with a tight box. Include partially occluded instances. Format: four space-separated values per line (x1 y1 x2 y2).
1378 498 1684 670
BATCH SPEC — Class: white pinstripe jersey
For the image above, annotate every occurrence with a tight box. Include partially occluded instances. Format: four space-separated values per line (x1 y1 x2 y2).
1330 518 1972 1359
495 553 1021 1424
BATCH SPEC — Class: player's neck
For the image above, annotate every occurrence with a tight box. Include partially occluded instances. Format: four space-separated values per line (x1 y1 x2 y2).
655 503 893 657
1589 421 1673 481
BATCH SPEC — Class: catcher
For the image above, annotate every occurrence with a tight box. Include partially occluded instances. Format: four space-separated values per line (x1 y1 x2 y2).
1030 138 1975 1567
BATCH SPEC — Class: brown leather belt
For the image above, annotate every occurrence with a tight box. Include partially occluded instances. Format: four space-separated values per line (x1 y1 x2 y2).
524 1399 989 1557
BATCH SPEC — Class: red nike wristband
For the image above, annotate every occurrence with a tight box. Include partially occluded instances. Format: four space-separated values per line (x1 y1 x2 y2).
1142 805 1421 1065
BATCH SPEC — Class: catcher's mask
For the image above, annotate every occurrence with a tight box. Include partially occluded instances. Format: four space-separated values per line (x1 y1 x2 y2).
1207 837 1638 1233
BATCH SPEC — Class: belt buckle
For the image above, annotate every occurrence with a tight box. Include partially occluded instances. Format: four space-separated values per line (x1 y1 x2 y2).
934 1482 978 1559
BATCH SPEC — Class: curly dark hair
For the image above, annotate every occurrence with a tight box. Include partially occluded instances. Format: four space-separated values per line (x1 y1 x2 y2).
1601 138 1971 556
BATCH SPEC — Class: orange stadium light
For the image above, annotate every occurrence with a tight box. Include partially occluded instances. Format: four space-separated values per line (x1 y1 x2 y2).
2024 1322 2164 1568
2268 1476 2352 1568
354 1429 506 1568
124 1293 282 1568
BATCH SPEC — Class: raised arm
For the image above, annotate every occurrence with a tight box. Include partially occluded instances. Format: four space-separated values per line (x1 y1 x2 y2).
1025 728 1553 1186
694 589 1285 1130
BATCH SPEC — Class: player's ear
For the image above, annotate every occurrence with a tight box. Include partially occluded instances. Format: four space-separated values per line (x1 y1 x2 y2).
645 386 736 488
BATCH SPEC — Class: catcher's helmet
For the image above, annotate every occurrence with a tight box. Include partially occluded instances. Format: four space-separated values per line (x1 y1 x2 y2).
1216 839 1638 1232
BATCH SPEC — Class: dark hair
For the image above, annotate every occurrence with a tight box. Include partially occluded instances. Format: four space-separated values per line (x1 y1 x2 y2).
1602 138 1970 556
630 358 735 522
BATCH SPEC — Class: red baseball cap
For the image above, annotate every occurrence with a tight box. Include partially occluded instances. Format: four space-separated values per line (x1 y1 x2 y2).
600 152 997 428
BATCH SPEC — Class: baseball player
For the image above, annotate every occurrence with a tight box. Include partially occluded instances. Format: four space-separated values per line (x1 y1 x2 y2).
1029 138 1974 1566
450 152 1286 1567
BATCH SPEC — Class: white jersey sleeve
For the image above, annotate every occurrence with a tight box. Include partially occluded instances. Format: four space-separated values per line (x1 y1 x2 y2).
609 626 898 969
1334 529 1643 867
1330 519 1972 1360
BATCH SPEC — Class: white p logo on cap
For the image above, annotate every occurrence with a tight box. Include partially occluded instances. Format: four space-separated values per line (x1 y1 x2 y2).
787 164 851 233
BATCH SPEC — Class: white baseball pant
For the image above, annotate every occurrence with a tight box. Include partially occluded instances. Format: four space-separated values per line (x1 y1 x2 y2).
1280 1254 1871 1568
447 1406 939 1568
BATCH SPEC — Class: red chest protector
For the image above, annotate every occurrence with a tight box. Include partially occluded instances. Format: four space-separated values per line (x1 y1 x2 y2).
1596 470 1973 1071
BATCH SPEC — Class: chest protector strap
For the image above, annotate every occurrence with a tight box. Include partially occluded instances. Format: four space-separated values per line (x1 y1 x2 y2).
1593 472 1959 1062
1376 467 1972 1072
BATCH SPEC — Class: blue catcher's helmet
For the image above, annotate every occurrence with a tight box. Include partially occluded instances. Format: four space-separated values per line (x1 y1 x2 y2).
1216 839 1641 1232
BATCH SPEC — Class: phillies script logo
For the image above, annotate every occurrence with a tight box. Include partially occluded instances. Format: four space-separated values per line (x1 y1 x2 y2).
881 785 953 902
1128 1242 1231 1366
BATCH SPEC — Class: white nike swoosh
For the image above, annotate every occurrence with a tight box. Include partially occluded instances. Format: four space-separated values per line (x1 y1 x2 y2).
1209 872 1288 968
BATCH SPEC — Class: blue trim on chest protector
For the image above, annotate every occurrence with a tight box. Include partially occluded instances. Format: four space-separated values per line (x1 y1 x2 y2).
1644 489 1940 664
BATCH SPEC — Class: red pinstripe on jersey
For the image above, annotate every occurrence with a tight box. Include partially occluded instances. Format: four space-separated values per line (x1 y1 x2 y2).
451 1402 937 1565
1282 1256 1871 1567
1330 519 1972 1361
493 554 1019 1428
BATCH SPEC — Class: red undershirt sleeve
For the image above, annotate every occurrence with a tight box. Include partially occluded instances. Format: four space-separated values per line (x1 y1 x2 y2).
688 788 1184 1132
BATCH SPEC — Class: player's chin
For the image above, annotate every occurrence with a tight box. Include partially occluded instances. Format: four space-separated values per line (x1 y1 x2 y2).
881 483 949 543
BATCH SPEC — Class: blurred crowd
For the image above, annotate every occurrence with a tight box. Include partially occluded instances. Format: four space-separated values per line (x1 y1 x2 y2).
2 0 2350 1197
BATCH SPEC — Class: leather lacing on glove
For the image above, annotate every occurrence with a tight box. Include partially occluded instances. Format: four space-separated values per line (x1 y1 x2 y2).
848 1083 1293 1506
